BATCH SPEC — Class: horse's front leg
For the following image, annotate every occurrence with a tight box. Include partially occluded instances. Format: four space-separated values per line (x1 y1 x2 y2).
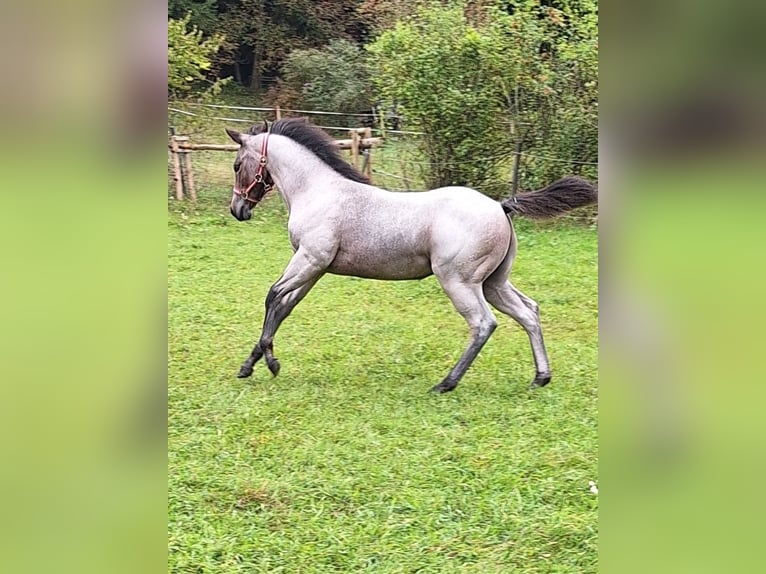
238 248 326 378
237 285 315 377
240 278 319 377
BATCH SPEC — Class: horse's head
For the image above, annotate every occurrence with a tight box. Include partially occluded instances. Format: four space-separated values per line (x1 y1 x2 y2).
226 122 274 221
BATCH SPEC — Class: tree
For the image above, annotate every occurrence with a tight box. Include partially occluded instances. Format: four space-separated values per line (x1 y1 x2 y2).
483 0 598 186
277 40 373 119
367 6 514 196
540 0 598 183
209 0 370 91
168 14 226 98
367 1 597 195
168 0 218 33
358 0 432 33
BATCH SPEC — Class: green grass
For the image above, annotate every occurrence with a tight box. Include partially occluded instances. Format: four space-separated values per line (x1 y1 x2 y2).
168 187 598 573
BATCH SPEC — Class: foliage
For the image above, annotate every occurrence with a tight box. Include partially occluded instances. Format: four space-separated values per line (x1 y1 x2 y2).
491 0 598 187
168 14 227 98
186 0 370 90
541 0 598 184
367 1 598 195
168 0 218 32
367 7 510 195
167 0 597 194
274 40 373 121
168 192 598 573
359 0 433 33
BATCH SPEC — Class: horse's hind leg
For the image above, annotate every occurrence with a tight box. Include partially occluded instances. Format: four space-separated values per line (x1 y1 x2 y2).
483 281 551 388
431 278 497 393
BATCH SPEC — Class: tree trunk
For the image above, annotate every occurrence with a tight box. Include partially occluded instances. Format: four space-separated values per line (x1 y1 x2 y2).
511 138 522 196
249 50 261 91
233 61 242 85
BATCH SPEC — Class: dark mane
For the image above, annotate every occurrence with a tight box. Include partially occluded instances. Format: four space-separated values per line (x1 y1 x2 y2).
249 118 370 184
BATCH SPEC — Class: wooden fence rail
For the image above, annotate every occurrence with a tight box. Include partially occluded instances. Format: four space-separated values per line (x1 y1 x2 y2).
169 127 382 200
175 138 381 153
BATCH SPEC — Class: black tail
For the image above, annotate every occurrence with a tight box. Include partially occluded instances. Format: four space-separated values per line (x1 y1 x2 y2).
501 176 597 219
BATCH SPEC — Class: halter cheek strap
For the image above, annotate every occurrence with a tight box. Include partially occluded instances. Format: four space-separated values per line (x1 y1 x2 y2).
233 132 270 204
237 177 260 199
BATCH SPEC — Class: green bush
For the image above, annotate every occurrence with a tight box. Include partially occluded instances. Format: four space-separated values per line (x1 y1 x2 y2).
168 14 227 98
367 2 598 196
368 7 511 196
276 39 373 125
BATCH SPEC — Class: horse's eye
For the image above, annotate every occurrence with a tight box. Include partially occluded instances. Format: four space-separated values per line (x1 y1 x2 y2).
234 161 241 172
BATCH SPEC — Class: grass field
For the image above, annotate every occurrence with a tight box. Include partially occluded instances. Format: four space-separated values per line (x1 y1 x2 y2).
168 182 598 572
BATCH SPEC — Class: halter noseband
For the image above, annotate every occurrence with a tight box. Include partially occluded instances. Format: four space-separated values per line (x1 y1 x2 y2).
233 132 272 205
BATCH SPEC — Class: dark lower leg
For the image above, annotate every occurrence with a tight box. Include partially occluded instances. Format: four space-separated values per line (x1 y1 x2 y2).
237 288 284 379
430 322 496 393
237 279 317 378
238 342 264 378
237 342 279 378
484 282 551 388
531 370 551 387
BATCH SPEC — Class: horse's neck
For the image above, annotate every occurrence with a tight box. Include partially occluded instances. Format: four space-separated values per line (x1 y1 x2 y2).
265 136 344 210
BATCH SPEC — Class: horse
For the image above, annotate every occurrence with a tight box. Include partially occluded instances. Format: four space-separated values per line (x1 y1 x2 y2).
225 118 596 393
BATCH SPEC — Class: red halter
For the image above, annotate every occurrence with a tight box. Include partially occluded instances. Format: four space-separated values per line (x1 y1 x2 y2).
232 132 271 205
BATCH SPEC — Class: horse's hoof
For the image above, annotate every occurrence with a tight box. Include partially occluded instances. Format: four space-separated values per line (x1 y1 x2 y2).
530 373 552 388
266 357 280 377
237 365 254 378
430 381 457 394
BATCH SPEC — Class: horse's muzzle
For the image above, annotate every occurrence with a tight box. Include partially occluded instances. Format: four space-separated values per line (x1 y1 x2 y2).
230 199 252 221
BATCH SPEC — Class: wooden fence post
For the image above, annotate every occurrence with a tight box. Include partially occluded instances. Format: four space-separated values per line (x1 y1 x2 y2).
175 136 196 202
362 127 372 180
169 130 184 201
349 129 360 169
275 106 282 120
184 152 197 201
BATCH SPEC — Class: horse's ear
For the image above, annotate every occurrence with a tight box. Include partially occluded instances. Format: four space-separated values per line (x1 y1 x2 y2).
262 119 269 132
225 128 242 144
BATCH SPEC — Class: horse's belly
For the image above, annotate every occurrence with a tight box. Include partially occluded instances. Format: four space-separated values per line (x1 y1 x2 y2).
328 250 432 280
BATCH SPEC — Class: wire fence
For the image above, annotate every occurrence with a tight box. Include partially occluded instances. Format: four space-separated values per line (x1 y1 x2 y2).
168 102 597 203
169 103 424 135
